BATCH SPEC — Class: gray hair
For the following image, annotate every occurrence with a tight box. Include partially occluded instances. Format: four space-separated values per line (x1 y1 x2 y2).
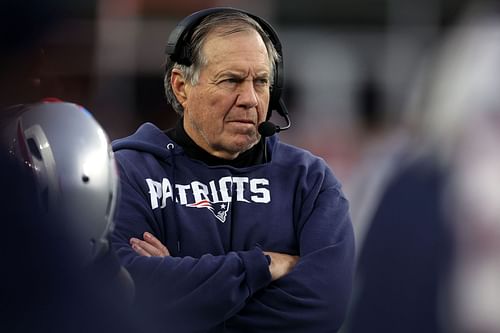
164 11 281 115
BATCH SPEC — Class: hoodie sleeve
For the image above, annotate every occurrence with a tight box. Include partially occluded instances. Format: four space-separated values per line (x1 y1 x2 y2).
110 153 272 332
225 172 355 332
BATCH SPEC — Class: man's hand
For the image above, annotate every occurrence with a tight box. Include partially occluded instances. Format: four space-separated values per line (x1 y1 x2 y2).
263 251 299 281
130 232 170 257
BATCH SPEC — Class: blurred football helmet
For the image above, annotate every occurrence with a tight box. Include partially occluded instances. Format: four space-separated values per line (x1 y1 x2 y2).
1 100 119 265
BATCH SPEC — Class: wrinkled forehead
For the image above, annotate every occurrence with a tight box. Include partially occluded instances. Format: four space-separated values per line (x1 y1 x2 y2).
201 29 271 69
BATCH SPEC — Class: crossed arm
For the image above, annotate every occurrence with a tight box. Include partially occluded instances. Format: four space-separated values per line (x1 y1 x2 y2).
130 232 299 281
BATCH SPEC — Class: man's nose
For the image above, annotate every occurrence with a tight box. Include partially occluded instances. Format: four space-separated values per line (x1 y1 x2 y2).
236 80 258 109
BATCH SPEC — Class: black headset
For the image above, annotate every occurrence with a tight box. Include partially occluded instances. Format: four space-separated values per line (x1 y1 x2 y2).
165 7 291 136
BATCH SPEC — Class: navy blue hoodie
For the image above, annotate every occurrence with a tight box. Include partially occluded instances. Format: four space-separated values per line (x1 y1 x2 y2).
111 122 354 332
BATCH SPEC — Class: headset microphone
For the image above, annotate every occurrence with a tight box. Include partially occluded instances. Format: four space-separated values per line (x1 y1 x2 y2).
258 98 291 137
258 113 291 137
258 121 278 137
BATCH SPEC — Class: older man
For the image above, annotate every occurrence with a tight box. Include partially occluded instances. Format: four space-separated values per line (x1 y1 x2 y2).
111 8 354 333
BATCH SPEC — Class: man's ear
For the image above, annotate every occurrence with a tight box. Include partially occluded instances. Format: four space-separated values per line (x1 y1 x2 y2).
171 68 188 105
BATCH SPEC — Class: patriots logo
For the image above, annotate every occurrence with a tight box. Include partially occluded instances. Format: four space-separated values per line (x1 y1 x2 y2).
186 200 231 223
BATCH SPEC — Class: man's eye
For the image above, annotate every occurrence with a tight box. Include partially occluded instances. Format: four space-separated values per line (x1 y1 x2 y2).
218 78 239 88
220 77 241 84
255 79 269 86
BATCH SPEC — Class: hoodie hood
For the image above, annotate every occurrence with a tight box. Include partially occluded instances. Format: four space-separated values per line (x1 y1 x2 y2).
112 122 183 160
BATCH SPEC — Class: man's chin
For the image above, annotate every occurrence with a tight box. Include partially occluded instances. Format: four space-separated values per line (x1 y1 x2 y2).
228 137 259 155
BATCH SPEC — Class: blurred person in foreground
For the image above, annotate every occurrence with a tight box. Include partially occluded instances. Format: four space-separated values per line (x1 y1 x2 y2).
344 2 500 333
0 1 151 331
0 101 139 332
110 7 354 333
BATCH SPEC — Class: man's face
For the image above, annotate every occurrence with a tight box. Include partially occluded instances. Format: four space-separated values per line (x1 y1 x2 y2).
178 29 271 160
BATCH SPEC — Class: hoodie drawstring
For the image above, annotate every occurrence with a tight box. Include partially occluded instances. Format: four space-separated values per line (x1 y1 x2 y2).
166 142 182 255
